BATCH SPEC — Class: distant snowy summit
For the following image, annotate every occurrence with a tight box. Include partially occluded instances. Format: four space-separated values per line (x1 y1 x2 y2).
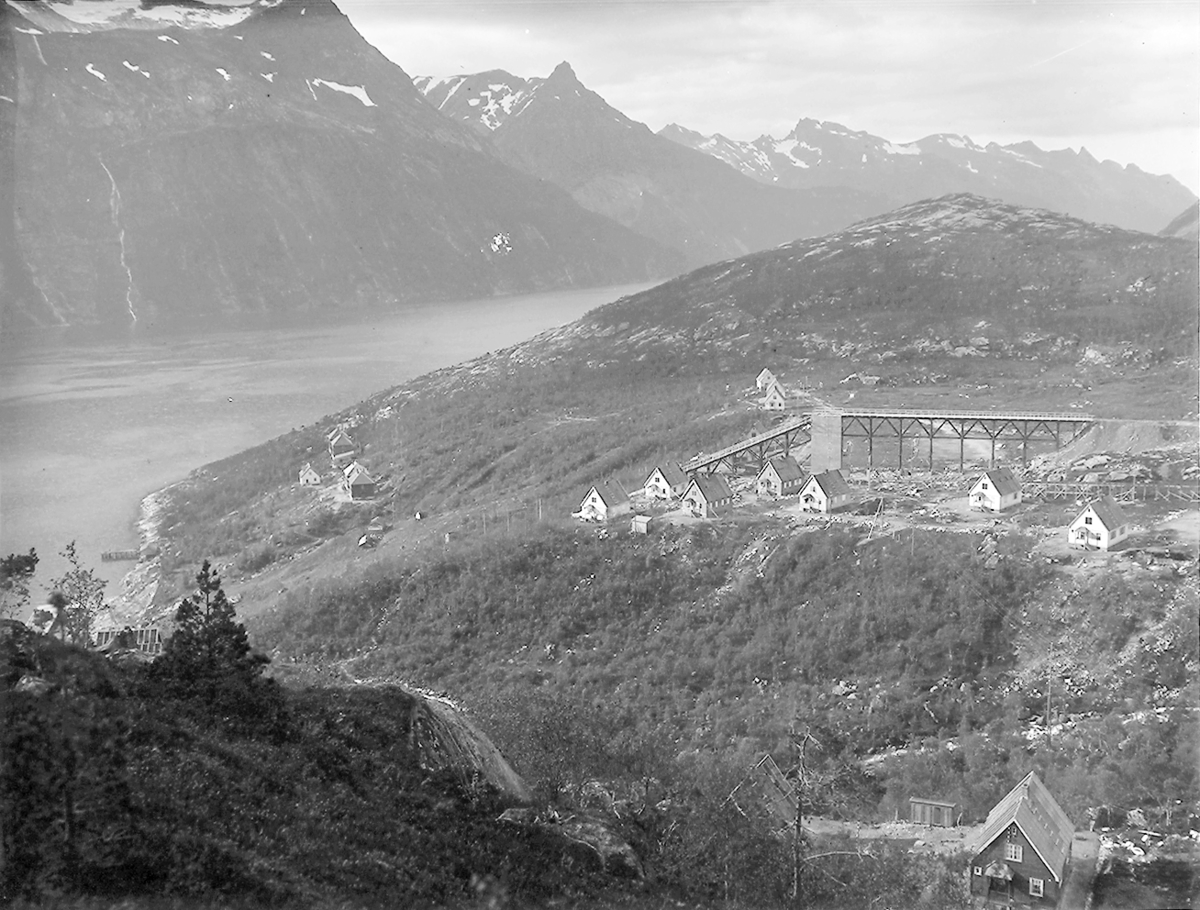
8 0 283 32
659 119 1195 235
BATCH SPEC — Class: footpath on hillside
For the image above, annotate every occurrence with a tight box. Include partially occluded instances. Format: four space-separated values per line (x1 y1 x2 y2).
1060 831 1100 910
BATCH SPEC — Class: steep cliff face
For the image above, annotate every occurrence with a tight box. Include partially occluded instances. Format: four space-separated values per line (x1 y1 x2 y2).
2 0 681 331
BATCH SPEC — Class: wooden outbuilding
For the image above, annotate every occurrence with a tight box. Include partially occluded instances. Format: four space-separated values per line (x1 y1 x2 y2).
910 797 960 828
969 467 1022 512
644 463 689 500
798 469 854 513
969 771 1074 907
756 368 777 391
576 481 631 523
630 514 652 535
756 456 805 498
1068 496 1129 550
298 463 322 486
328 429 357 463
682 474 734 518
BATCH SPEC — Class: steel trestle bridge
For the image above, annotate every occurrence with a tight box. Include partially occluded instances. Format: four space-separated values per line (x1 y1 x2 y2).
684 408 1096 476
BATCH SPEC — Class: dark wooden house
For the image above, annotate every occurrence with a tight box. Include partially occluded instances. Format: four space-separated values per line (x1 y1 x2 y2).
969 771 1074 907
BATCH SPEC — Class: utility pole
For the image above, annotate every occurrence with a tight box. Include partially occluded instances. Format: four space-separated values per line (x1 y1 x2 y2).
790 725 821 910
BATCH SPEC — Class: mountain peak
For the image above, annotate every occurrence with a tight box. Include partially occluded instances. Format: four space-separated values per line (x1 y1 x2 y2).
548 60 578 82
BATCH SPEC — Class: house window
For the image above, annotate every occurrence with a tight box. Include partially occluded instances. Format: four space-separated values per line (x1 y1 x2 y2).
982 482 989 490
1004 842 1024 863
973 866 983 876
1029 877 1044 897
1084 516 1092 525
1118 526 1125 535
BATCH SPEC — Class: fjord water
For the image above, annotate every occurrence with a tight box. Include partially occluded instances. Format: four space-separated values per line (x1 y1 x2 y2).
0 284 650 597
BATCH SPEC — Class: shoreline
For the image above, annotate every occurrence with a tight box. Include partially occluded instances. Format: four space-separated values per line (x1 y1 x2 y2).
101 485 175 631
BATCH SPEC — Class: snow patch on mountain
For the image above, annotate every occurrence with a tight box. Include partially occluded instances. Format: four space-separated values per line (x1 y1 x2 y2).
883 142 920 156
157 34 178 44
261 72 274 82
86 62 106 81
215 67 230 81
312 78 375 107
7 0 280 32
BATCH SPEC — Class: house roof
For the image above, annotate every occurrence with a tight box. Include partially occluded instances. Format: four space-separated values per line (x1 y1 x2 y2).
348 468 375 485
1079 495 1127 530
650 463 688 488
587 480 630 508
976 467 1021 497
807 469 852 498
971 772 1074 883
345 463 373 482
329 430 354 446
757 368 776 383
765 380 787 398
689 473 733 502
761 456 805 483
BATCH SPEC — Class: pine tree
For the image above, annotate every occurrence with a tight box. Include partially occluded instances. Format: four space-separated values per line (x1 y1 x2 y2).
156 561 270 711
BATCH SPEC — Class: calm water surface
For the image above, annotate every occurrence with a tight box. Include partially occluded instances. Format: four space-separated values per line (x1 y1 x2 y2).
0 284 650 596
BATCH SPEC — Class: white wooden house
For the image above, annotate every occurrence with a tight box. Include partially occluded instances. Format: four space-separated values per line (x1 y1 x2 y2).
969 467 1022 512
798 469 854 513
576 481 631 522
644 463 689 500
762 381 788 411
756 368 777 391
342 459 367 480
1068 496 1130 550
756 456 805 498
298 463 321 486
682 474 734 518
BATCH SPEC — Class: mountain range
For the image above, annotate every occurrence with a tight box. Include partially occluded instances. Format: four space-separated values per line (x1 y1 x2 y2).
416 66 1196 240
0 0 680 331
4 0 1195 334
414 63 886 268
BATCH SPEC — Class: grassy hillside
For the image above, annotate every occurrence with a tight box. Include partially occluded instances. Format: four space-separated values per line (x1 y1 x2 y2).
250 522 1197 829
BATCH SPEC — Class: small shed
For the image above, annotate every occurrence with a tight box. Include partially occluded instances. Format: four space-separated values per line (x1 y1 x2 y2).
756 456 805 498
798 469 854 513
910 797 960 828
1068 496 1129 550
969 771 1074 907
345 466 377 500
328 429 357 462
682 474 734 518
763 381 788 411
631 514 652 535
644 463 689 501
576 481 631 523
969 467 1022 512
298 463 322 486
756 367 777 391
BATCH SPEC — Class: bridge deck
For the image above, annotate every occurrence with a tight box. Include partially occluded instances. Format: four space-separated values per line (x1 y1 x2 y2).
825 407 1095 423
684 415 811 471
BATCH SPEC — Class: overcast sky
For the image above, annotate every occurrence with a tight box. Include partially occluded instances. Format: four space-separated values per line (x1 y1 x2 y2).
338 0 1199 195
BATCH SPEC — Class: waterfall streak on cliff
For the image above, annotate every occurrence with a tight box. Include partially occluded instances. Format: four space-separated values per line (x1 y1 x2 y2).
99 158 137 324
